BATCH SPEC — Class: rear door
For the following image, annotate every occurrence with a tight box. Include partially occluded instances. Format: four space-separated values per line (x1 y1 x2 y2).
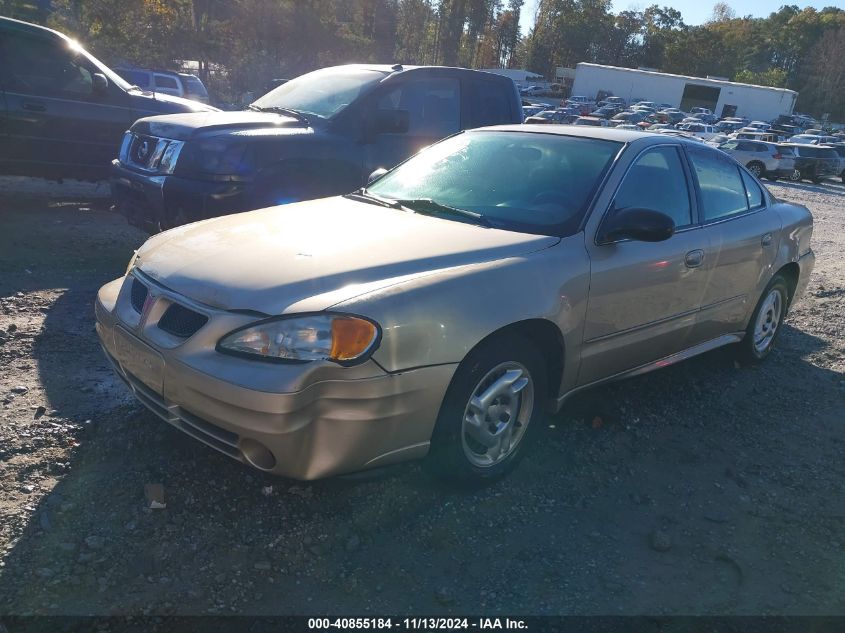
686 145 782 341
0 29 134 177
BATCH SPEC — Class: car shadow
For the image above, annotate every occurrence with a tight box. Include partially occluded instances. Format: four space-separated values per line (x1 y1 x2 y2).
769 179 845 198
4 271 845 616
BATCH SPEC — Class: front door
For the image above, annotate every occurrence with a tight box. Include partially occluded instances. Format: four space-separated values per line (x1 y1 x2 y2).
0 29 133 178
580 145 709 385
362 76 461 178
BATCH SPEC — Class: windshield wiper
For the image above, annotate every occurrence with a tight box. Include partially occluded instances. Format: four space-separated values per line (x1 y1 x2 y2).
248 104 310 126
395 198 491 227
343 188 404 209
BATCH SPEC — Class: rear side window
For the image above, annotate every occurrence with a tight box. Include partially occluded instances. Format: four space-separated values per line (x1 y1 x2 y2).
612 146 692 229
466 79 512 128
740 170 764 209
688 148 749 222
154 75 179 89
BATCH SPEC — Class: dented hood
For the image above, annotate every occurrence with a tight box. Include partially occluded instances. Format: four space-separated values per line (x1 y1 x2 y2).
134 196 559 315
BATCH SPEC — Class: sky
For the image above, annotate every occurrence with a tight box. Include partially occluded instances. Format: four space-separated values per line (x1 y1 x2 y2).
519 0 845 31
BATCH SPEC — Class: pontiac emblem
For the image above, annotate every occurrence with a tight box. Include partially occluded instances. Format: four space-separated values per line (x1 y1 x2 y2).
140 293 156 324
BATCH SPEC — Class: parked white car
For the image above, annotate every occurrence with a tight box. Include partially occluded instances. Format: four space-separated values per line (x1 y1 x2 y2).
678 122 719 140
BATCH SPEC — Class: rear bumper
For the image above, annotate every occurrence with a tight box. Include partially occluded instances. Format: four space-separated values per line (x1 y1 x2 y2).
94 276 456 479
110 160 251 232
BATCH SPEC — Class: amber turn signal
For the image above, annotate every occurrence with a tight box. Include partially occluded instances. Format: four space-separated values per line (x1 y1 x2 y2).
330 317 378 361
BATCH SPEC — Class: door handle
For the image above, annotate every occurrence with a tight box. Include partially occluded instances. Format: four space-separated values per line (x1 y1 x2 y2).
22 102 46 112
684 249 704 268
761 233 773 247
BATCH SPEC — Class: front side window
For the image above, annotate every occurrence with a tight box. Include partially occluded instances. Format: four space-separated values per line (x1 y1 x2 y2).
610 146 692 229
0 33 93 97
688 147 751 221
367 131 622 237
376 78 460 138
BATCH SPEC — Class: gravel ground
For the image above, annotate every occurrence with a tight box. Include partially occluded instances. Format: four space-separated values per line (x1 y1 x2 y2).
0 178 843 617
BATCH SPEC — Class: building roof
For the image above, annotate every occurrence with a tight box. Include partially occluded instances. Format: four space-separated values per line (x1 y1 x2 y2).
576 63 797 95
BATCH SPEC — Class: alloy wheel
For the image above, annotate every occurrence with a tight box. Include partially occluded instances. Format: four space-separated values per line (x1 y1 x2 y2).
753 288 783 355
461 361 534 468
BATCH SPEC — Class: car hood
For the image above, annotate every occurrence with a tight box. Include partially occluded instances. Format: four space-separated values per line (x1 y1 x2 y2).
134 197 559 315
131 110 305 141
129 90 218 117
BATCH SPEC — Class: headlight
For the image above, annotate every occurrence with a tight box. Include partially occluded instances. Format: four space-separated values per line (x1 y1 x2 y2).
217 314 380 365
125 250 139 275
158 140 184 174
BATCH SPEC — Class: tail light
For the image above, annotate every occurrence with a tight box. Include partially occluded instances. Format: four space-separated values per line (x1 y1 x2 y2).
773 152 782 159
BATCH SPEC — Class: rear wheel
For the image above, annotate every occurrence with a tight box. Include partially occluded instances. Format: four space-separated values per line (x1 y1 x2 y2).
425 336 547 484
746 161 764 178
737 275 789 364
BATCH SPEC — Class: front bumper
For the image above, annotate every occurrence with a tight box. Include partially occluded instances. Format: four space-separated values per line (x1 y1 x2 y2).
95 274 456 479
110 160 251 232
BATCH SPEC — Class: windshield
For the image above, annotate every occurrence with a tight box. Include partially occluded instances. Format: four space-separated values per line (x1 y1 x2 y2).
367 131 622 237
251 66 388 119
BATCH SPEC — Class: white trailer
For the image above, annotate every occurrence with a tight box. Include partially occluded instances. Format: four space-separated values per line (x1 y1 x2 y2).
571 63 798 122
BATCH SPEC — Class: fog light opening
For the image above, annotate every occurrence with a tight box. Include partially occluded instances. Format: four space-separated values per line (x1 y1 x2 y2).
239 438 276 471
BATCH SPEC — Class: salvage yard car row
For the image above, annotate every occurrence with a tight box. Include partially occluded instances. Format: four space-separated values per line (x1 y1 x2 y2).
522 96 845 184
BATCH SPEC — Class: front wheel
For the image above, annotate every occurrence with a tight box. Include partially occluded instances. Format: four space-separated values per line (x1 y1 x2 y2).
426 336 547 484
737 275 790 364
789 169 802 182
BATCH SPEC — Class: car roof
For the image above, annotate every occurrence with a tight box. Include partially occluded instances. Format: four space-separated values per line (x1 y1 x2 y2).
0 15 68 41
476 124 703 147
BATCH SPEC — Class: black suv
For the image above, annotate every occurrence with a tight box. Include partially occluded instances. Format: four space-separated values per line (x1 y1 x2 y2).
781 143 840 183
110 64 523 231
0 17 215 180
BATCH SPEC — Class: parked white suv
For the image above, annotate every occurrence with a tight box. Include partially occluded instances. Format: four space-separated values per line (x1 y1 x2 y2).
115 67 209 103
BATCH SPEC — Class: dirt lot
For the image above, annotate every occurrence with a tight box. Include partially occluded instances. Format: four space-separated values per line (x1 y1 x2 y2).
0 176 844 617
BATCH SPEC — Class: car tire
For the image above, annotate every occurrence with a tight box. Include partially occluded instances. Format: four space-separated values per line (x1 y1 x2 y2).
737 275 790 365
425 335 547 485
746 161 764 178
789 169 801 182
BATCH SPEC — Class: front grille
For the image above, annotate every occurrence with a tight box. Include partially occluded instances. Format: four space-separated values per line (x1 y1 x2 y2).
126 133 167 171
157 303 208 338
130 277 148 313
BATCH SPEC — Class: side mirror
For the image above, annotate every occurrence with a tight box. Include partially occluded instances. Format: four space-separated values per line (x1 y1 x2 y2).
600 207 675 243
92 73 109 94
367 167 388 185
369 109 409 137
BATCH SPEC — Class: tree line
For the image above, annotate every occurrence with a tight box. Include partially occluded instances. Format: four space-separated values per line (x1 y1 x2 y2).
2 0 844 118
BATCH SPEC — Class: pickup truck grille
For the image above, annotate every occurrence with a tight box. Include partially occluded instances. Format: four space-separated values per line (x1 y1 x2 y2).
125 133 168 171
